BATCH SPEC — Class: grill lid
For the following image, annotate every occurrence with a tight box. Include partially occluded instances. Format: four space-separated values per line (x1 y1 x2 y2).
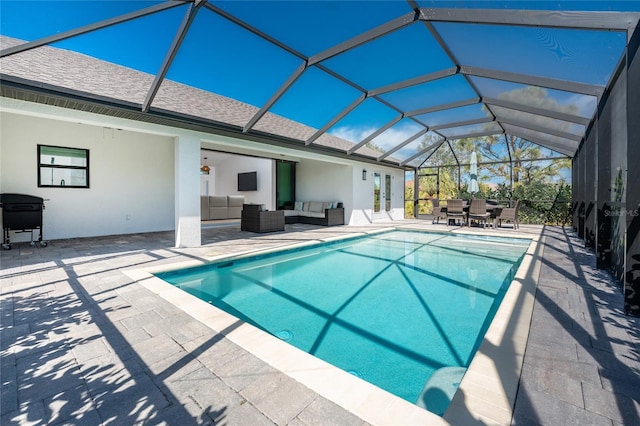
0 193 45 205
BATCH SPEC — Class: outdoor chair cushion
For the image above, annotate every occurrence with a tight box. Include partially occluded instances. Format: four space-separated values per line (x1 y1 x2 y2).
209 195 228 220
282 201 344 226
309 201 324 212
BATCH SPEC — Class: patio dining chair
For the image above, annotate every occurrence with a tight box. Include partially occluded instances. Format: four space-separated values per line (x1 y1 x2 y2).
467 198 491 228
431 198 445 224
486 199 501 226
446 199 466 226
496 200 521 229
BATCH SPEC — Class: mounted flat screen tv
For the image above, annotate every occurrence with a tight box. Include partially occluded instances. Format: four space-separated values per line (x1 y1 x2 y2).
238 171 257 191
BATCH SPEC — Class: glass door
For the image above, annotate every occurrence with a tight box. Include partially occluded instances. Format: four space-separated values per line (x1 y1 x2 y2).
276 160 295 209
373 173 392 214
373 172 381 213
385 174 391 212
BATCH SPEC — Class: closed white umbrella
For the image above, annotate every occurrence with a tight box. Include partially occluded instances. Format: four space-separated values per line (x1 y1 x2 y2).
469 151 479 195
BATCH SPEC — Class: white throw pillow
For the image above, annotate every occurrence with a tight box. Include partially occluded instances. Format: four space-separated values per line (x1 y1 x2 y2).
294 201 303 211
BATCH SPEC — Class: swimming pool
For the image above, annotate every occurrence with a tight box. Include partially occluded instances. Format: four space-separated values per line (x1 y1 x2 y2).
156 230 530 415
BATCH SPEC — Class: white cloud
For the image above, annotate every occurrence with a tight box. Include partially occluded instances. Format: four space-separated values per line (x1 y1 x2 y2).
329 125 378 144
374 126 421 148
566 93 597 117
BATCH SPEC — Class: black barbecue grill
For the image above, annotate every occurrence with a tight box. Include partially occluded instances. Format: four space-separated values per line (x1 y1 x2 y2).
0 193 47 250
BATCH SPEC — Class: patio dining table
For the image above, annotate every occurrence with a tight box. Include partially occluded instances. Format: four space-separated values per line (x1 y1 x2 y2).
439 201 505 226
439 204 504 213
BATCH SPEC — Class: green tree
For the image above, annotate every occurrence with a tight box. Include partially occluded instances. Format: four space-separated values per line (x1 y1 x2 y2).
471 134 570 185
415 137 459 201
404 173 415 218
408 85 576 216
510 181 572 225
448 86 575 186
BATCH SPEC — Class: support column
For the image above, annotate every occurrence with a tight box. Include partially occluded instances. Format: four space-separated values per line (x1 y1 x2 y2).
414 168 421 219
572 153 578 231
577 144 586 239
625 25 640 316
596 113 612 270
174 134 201 248
584 127 596 248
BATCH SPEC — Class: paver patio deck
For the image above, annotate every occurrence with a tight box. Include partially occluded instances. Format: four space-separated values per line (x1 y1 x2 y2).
1 222 638 425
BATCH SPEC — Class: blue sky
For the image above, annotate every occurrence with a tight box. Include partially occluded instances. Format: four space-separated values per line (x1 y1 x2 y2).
2 0 639 162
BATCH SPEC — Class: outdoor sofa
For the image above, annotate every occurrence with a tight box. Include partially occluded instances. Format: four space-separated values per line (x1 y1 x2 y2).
283 201 344 226
200 195 245 220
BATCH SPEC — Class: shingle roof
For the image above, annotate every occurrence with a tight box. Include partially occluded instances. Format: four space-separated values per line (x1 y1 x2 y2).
0 35 387 162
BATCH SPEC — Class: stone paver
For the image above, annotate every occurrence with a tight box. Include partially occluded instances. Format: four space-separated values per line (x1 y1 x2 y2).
512 226 640 426
1 224 375 426
1 223 638 425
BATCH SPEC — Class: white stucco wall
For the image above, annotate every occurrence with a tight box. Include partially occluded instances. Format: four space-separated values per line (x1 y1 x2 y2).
352 165 373 224
213 155 274 209
296 159 352 209
1 111 175 241
295 159 406 225
1 99 410 243
350 165 406 225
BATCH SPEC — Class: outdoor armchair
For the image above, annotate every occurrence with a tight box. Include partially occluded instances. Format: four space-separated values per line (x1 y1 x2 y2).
241 204 285 233
496 200 521 229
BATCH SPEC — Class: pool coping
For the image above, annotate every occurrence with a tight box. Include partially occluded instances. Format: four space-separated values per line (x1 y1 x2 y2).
124 226 542 425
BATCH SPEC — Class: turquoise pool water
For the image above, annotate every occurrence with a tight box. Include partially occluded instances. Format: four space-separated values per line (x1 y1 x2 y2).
157 230 530 414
